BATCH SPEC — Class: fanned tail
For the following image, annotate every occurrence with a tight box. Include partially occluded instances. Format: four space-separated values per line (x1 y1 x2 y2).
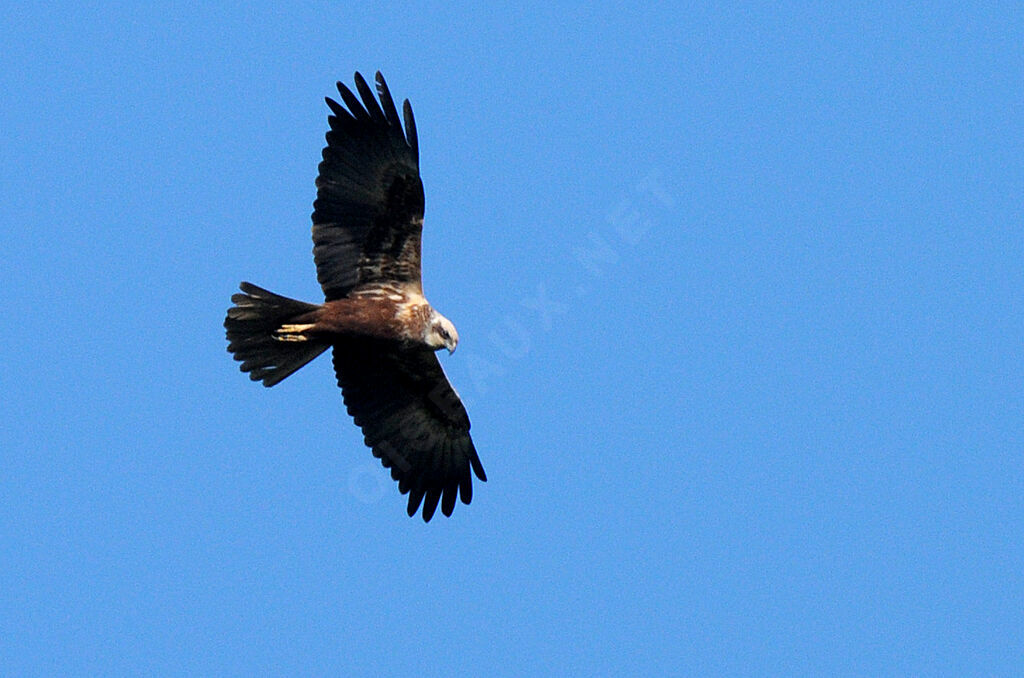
225 282 328 387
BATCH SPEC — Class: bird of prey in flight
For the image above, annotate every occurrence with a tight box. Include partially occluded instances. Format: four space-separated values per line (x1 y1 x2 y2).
225 72 485 522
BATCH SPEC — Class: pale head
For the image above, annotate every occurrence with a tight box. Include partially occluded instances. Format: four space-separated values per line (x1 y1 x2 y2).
425 309 459 353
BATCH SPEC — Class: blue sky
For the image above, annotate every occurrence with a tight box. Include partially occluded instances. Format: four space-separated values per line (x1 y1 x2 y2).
2 3 1021 676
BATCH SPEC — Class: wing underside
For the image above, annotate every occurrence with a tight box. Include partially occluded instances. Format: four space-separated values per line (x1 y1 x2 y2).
332 339 486 521
312 72 425 301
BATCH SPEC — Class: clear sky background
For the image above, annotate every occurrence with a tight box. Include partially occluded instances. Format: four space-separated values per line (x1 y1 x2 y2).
2 3 1021 676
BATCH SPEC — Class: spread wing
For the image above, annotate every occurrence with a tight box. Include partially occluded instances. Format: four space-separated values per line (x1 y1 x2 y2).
312 72 424 301
332 339 487 521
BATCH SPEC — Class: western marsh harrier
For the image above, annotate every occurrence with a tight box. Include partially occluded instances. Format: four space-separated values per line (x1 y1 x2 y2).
225 72 485 522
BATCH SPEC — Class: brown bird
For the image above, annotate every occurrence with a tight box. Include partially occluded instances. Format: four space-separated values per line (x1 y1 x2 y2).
225 72 485 522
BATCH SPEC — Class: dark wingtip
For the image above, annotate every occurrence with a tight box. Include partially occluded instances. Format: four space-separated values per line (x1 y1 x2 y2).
325 96 345 117
353 71 385 121
470 453 487 482
402 99 418 160
406 487 425 518
421 490 441 522
459 468 473 505
441 484 457 517
374 72 390 101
